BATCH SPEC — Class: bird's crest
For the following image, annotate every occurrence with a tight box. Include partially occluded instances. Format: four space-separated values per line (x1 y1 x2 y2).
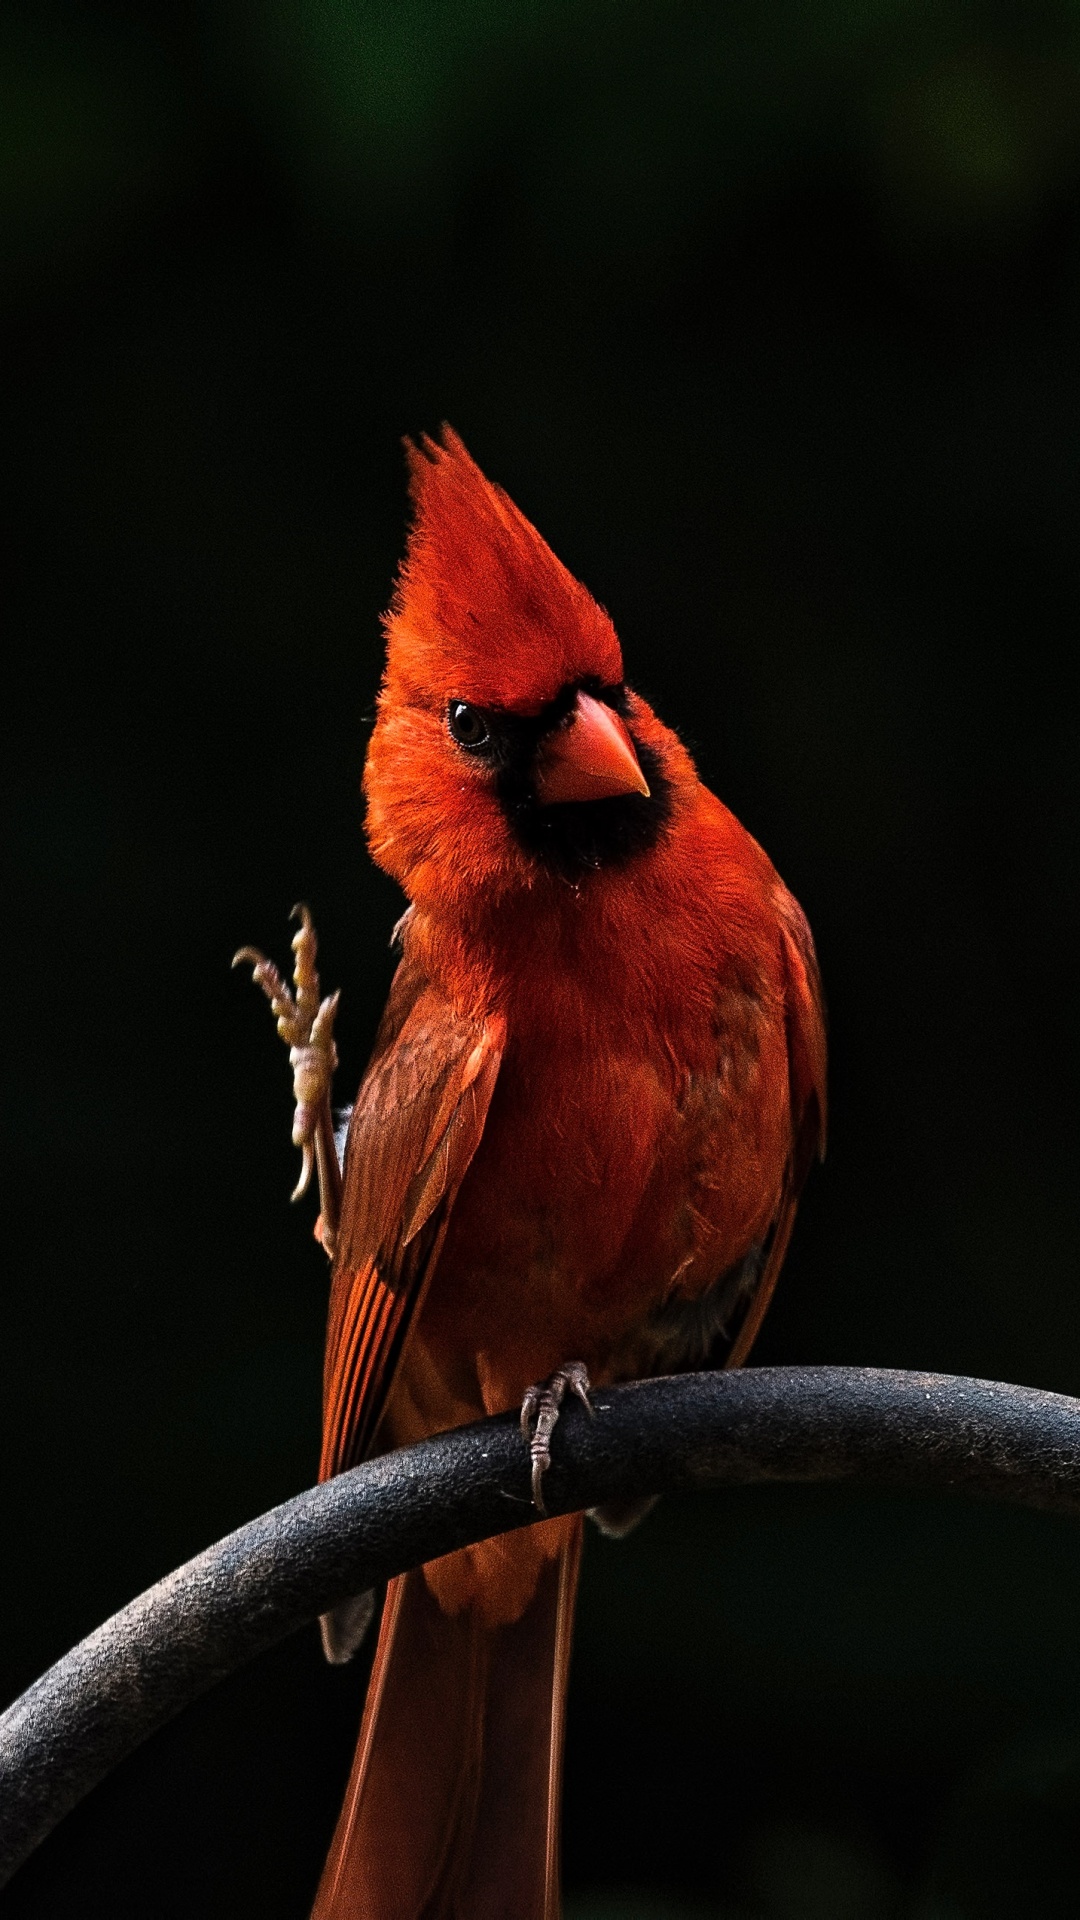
383 428 623 712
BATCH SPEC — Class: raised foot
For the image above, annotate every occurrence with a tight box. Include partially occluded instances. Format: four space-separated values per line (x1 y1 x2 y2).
233 905 342 1251
520 1362 594 1513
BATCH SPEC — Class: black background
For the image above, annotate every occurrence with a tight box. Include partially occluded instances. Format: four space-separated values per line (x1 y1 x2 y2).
5 3 1080 1915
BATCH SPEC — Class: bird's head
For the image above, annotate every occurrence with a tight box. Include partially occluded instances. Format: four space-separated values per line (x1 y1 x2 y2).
365 429 690 910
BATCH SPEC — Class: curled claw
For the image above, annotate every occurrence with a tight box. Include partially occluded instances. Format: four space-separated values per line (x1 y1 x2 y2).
233 911 328 1053
232 946 307 1045
231 944 278 992
288 1004 339 1201
234 909 343 1244
291 1137 315 1203
520 1362 593 1513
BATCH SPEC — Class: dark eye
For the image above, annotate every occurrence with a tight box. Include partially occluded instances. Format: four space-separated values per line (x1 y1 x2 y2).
447 701 490 749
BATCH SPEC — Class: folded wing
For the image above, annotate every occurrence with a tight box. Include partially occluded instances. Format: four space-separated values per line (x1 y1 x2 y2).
725 888 826 1369
321 955 504 1483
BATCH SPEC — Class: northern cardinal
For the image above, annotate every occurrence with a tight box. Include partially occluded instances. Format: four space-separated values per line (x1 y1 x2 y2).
237 430 825 1919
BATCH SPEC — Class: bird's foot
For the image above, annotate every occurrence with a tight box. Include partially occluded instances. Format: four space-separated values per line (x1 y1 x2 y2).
520 1362 594 1513
233 905 343 1251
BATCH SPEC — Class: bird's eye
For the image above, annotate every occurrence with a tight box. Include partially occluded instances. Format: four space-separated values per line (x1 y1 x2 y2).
447 701 490 749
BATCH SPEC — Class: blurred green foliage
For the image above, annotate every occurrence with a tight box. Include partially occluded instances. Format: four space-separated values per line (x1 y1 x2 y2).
4 0 1080 1914
10 0 1080 278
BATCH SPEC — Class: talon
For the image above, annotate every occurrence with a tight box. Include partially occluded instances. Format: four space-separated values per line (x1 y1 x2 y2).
233 945 305 1041
571 1372 595 1418
520 1385 540 1443
233 910 343 1247
292 1137 314 1203
519 1362 592 1512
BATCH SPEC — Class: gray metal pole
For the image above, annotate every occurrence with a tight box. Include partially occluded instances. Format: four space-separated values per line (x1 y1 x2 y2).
4 1366 1080 1886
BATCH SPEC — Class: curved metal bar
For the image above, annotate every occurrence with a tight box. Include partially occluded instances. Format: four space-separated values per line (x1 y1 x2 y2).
4 1364 1080 1886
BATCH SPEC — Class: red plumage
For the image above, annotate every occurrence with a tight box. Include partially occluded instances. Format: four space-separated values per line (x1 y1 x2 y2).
310 430 826 1919
383 428 622 713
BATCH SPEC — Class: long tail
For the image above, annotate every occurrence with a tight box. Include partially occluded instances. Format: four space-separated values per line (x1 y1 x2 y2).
311 1521 583 1920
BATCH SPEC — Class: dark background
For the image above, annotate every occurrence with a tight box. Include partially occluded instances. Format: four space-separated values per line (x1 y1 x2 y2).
5 2 1080 1914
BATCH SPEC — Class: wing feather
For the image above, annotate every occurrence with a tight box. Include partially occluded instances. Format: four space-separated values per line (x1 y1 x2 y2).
725 889 827 1369
319 959 503 1481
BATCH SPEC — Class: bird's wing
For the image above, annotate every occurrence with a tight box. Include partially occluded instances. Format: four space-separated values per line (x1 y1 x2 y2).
725 889 827 1369
320 954 504 1480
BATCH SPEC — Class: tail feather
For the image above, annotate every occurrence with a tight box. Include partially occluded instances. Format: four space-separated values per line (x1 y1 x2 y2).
312 1523 583 1920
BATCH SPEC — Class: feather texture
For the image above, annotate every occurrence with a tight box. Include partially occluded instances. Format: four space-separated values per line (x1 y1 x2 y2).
321 960 504 1480
309 429 826 1917
311 1526 581 1920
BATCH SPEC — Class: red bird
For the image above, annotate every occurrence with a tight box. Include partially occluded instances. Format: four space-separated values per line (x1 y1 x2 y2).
237 430 825 1920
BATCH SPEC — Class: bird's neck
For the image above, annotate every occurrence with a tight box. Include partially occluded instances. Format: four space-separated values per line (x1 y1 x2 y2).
405 871 644 1015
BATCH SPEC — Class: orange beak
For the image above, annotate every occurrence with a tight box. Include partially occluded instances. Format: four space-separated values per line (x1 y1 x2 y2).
533 690 651 806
